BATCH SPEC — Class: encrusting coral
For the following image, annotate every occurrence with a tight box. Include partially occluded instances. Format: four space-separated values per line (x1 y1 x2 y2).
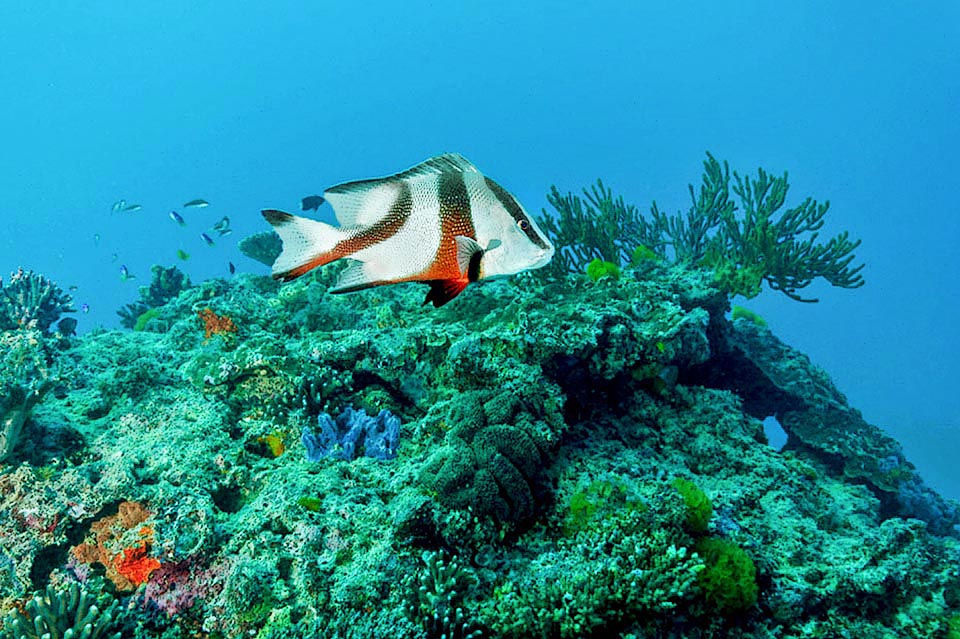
0 329 57 464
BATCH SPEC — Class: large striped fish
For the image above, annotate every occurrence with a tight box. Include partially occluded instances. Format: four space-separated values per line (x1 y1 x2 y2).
262 153 554 307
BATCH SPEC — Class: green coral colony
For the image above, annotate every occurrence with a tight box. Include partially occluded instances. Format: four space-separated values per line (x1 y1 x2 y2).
1 155 958 639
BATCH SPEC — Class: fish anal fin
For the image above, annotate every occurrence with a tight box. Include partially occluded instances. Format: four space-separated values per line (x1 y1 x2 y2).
330 262 380 294
423 278 470 308
273 257 326 282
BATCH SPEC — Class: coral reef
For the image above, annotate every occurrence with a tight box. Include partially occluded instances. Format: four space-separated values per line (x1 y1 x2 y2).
116 264 191 329
196 306 238 341
0 269 74 333
0 182 954 638
0 582 122 639
70 501 160 593
406 551 487 639
691 317 959 535
0 329 57 464
238 230 283 267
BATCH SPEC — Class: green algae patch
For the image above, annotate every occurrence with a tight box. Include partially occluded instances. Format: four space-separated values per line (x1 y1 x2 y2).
565 475 646 534
695 537 759 613
133 307 162 331
297 496 323 512
586 258 621 282
631 243 659 264
947 613 960 639
672 476 713 534
731 305 767 327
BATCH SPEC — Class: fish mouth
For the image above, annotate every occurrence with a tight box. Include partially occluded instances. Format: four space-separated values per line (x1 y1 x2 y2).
531 245 555 269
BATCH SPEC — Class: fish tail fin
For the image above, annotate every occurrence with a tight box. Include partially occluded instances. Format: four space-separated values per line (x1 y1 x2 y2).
261 209 345 281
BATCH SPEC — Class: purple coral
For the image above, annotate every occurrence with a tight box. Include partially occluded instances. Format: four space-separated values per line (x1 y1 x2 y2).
301 407 400 461
141 557 228 618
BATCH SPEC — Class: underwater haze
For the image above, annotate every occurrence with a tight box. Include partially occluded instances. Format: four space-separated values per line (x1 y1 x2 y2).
2 2 960 636
6 2 957 499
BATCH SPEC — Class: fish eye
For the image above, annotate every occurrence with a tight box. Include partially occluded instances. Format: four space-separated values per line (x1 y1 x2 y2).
517 219 530 231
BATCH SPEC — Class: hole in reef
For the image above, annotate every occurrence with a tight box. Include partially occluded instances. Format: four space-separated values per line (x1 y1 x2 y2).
211 483 245 513
764 415 787 451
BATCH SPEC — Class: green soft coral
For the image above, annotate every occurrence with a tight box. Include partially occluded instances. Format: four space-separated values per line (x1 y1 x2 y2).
0 582 122 639
701 159 864 301
539 153 865 302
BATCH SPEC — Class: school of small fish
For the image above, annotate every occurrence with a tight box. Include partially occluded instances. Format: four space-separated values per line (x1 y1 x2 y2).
84 154 551 316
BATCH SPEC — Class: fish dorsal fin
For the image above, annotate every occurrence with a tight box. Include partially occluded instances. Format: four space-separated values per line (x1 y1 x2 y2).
324 154 479 227
390 153 479 181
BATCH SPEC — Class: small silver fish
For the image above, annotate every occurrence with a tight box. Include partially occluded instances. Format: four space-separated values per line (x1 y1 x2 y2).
120 265 136 281
212 216 231 236
111 199 126 213
184 199 209 208
262 153 554 307
123 204 143 212
200 232 215 246
169 210 186 226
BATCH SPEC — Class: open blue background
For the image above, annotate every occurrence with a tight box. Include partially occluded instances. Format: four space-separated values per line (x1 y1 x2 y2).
2 2 958 501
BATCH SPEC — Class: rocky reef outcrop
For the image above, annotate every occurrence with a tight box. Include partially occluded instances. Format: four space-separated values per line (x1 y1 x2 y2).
0 260 957 638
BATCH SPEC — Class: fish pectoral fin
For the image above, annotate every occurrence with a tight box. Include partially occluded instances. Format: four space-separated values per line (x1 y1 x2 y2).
454 235 483 275
423 278 470 308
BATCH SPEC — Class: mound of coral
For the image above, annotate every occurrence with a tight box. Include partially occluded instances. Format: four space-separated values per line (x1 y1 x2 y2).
0 256 958 639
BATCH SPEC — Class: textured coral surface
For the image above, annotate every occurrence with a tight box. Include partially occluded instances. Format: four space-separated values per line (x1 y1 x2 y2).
0 260 957 639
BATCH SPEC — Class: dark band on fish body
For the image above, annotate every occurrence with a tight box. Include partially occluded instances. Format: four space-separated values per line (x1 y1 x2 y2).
483 177 550 250
467 249 483 282
334 182 413 254
438 171 475 238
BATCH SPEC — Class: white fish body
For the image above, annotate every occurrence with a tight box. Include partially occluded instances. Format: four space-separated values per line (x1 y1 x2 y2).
262 153 553 306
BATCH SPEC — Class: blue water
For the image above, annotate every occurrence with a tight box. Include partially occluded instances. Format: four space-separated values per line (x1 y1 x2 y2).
2 2 958 502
